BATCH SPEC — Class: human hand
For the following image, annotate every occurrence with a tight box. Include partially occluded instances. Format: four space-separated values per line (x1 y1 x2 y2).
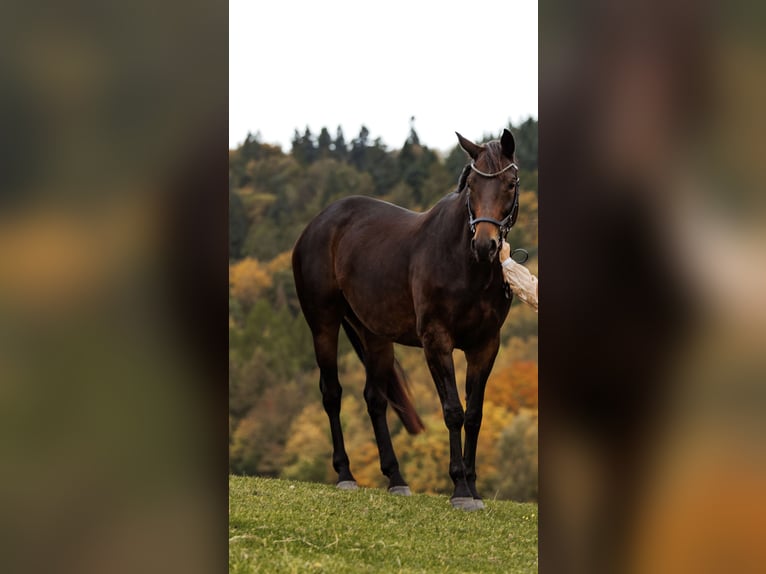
499 241 511 264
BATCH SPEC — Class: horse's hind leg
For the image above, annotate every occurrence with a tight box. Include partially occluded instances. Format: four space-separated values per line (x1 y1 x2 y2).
358 334 410 494
311 318 357 488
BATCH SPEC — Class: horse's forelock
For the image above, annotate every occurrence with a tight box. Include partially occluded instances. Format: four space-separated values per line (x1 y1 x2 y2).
481 141 513 172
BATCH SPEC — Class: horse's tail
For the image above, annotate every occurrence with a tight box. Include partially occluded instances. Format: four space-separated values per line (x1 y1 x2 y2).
341 320 425 435
389 358 426 434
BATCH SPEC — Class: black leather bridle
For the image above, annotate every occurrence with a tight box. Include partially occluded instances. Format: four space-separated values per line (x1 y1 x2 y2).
465 160 520 239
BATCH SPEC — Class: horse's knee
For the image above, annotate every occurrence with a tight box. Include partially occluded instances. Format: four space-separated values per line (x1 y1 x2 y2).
443 404 465 430
320 373 342 412
464 407 483 431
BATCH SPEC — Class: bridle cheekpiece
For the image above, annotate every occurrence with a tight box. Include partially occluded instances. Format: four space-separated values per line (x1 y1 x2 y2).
465 160 520 239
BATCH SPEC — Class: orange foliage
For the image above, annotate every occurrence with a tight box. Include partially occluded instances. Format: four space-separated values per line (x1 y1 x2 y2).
485 360 538 411
476 401 516 469
229 257 272 306
279 403 334 482
266 250 293 274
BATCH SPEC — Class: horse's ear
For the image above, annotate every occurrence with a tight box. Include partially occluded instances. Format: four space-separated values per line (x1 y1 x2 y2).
456 132 483 160
501 128 515 159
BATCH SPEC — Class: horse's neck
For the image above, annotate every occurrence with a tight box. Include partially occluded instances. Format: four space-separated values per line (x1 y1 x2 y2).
426 192 471 247
424 191 500 280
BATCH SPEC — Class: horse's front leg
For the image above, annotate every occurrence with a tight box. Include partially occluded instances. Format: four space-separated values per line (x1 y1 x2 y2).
463 336 501 507
421 324 481 510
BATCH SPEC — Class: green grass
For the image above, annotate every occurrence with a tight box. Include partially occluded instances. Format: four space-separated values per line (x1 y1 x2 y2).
229 475 537 573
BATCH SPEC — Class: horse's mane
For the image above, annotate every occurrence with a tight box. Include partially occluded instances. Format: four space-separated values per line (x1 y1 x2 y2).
457 164 471 192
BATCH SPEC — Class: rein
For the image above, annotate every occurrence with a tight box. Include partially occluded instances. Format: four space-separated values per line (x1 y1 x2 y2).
465 160 520 238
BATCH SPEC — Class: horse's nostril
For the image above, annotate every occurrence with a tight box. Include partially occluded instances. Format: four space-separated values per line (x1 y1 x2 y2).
470 238 476 251
489 239 498 258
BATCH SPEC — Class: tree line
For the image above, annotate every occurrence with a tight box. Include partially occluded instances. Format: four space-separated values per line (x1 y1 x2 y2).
229 118 538 500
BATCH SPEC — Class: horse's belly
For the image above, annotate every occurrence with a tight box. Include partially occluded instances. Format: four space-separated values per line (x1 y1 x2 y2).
343 290 419 343
339 275 416 340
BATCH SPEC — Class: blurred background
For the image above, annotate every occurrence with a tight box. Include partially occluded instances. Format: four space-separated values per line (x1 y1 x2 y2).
1 1 227 573
540 0 766 572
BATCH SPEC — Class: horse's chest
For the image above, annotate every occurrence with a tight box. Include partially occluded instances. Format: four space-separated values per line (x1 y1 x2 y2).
454 298 504 335
421 281 508 343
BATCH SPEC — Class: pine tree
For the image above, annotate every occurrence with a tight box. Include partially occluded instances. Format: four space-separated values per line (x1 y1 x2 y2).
349 125 370 170
317 127 332 159
333 126 347 161
291 127 318 165
407 116 420 146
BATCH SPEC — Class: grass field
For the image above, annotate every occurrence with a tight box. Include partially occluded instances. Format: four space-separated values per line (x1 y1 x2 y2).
229 475 538 573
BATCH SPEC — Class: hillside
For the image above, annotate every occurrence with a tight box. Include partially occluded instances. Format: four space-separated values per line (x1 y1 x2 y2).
229 475 538 573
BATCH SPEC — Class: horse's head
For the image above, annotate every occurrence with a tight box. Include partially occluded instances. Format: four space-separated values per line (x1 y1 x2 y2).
456 129 520 263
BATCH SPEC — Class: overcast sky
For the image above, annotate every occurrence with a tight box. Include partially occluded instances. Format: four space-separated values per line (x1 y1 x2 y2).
230 0 538 153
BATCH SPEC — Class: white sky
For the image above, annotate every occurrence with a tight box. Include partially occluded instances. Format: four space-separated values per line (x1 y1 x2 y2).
229 0 538 153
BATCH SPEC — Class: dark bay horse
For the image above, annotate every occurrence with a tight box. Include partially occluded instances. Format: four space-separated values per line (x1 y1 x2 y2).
292 129 520 510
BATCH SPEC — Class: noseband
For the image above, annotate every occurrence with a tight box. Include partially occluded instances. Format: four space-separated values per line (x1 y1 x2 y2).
465 160 520 239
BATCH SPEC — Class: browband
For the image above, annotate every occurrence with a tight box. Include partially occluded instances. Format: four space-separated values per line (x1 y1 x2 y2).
469 160 518 177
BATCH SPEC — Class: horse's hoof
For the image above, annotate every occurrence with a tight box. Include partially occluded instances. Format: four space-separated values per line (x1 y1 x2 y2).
336 480 358 490
388 485 412 496
450 497 484 511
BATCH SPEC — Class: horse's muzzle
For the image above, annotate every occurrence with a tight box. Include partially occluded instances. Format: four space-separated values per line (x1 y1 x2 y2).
470 237 499 262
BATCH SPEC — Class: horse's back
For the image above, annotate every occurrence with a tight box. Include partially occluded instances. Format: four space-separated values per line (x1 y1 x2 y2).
294 195 418 267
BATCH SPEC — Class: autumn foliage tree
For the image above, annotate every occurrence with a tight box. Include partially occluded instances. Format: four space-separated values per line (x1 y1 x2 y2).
485 360 539 412
229 257 272 308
